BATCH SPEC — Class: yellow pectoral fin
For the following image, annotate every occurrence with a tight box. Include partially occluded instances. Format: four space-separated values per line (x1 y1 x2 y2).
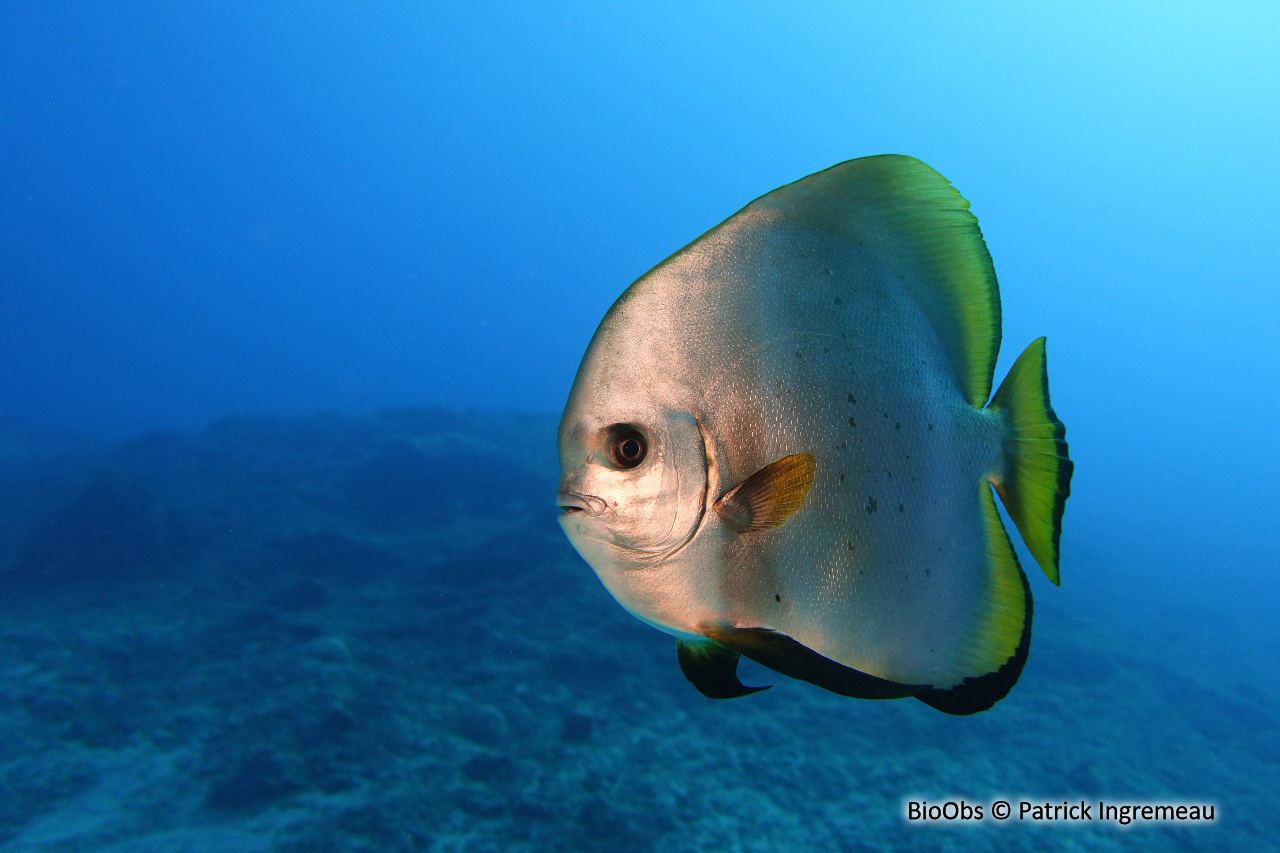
713 454 816 533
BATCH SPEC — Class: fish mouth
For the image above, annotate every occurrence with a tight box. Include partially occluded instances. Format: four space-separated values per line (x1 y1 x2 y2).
556 491 607 518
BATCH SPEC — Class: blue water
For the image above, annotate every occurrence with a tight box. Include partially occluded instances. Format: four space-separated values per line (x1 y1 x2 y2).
2 3 1278 850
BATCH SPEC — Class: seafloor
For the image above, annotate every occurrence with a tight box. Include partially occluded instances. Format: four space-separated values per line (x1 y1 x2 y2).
0 409 1275 852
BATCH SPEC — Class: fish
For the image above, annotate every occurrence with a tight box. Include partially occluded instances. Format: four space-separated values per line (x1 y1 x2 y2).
556 154 1072 715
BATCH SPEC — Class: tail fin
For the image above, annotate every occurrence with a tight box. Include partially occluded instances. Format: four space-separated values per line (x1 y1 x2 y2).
986 337 1073 585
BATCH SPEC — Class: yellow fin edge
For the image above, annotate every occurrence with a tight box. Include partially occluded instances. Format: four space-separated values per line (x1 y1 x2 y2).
751 155 1002 407
965 485 1030 677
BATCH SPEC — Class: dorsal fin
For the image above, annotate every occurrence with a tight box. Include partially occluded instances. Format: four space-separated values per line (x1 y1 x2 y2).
742 155 1001 407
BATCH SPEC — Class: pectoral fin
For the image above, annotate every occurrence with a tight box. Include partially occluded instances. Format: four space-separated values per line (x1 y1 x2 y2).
675 638 770 699
714 454 816 533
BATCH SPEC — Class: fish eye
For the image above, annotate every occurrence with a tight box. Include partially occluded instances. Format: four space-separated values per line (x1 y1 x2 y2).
605 425 647 469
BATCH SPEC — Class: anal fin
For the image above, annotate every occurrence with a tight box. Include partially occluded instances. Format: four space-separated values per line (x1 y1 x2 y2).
676 638 770 699
916 485 1033 715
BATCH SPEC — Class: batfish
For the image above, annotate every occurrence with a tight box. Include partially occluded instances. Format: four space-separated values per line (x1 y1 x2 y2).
556 155 1072 714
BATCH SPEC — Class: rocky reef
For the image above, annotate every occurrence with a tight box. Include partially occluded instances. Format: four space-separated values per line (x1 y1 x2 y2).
0 409 1275 851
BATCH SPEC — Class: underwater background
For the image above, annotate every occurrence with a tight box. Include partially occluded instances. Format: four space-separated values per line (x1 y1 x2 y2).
2 2 1278 850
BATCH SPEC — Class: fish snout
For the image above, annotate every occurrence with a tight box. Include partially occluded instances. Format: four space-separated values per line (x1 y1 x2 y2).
557 491 607 518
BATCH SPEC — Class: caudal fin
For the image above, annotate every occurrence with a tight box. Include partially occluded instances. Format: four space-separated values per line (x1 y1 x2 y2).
986 337 1073 585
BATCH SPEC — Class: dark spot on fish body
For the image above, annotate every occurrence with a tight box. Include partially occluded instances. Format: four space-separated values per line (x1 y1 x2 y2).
898 504 904 513
775 594 781 602
839 472 845 483
895 422 901 429
848 417 856 428
926 569 931 577
866 497 877 514
928 423 934 431
847 393 856 404
795 350 803 358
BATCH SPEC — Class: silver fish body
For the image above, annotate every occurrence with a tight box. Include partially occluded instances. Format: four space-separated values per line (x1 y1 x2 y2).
557 155 1071 714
